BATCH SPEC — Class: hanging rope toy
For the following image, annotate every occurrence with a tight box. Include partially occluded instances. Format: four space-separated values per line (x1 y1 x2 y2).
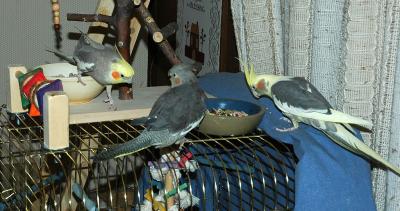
51 0 61 31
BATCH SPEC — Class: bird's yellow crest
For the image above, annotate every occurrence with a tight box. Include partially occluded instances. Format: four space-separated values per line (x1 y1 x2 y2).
238 58 257 86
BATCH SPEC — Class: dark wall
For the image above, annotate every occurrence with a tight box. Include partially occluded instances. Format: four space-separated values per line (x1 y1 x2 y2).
148 0 239 86
147 0 177 86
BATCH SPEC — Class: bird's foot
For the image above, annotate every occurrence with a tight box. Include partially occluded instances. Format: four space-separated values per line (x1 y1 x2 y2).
76 74 87 86
104 99 117 111
280 116 292 123
108 104 117 111
275 116 298 132
178 139 187 150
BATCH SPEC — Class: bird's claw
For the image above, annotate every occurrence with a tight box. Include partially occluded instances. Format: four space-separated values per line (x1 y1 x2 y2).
108 104 117 111
275 116 298 132
280 116 292 123
178 139 187 150
76 75 87 86
104 99 117 111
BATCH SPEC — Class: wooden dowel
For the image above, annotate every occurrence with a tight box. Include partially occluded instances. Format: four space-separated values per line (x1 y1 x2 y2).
67 13 115 25
133 0 142 6
165 170 175 208
135 2 181 65
115 0 134 100
160 22 178 39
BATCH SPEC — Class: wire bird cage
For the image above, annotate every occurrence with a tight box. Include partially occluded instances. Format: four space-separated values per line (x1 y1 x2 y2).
0 107 296 211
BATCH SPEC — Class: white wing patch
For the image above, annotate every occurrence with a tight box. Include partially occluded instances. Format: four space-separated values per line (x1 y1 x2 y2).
275 98 327 115
77 60 95 72
179 117 204 137
273 96 372 129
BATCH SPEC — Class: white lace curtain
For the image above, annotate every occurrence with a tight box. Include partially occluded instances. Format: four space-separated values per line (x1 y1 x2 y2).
230 0 400 210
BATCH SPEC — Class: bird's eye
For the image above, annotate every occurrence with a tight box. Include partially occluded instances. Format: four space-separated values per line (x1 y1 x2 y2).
121 73 125 78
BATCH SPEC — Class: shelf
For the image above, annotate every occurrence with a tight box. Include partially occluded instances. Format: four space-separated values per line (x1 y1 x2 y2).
69 86 169 124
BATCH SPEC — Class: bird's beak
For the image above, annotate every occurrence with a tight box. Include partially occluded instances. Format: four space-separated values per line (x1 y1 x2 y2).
251 86 261 98
169 75 181 87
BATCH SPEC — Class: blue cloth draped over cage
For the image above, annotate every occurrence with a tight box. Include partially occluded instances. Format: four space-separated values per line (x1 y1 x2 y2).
135 72 376 211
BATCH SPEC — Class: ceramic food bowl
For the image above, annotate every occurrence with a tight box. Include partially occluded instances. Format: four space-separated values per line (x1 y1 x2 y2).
40 63 104 104
198 98 265 136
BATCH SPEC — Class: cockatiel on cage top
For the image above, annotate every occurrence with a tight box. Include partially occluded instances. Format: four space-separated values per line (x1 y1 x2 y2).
92 63 207 161
241 61 400 176
47 33 135 107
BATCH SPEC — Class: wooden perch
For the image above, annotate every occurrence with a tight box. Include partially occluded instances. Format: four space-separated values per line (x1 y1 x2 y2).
160 22 178 40
88 0 115 42
67 1 180 65
135 2 181 65
115 0 135 100
67 13 115 25
67 0 181 99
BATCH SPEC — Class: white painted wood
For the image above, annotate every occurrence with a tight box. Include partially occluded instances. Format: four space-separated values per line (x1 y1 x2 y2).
43 91 69 150
88 0 115 43
69 86 214 124
69 86 169 124
6 65 28 113
88 0 150 46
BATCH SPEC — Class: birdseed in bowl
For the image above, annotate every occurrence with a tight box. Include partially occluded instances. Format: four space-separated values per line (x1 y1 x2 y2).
207 108 249 117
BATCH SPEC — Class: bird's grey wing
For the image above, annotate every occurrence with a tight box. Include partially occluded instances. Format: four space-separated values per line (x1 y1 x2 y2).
146 83 206 133
272 78 373 129
76 46 120 74
271 77 332 115
76 34 105 50
72 45 102 74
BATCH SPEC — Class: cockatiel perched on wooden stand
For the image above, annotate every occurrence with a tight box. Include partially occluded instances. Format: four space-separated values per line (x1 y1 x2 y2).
47 33 135 109
241 62 400 176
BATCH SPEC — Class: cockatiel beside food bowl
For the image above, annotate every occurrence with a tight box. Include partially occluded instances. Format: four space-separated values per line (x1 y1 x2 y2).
240 61 400 176
47 33 135 109
92 63 206 161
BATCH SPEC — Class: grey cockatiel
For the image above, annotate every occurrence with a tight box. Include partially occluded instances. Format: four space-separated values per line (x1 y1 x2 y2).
93 63 206 161
241 62 400 175
47 33 135 107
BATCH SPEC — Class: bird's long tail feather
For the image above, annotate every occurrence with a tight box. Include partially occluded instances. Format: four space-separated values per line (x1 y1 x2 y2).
324 124 400 176
93 133 152 161
46 50 76 65
329 110 373 130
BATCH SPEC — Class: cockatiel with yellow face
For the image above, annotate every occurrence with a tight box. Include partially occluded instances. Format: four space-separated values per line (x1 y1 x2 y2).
241 62 400 175
48 33 135 108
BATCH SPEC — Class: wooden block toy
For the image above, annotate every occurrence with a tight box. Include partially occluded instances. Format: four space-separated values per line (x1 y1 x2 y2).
43 91 69 150
6 65 28 113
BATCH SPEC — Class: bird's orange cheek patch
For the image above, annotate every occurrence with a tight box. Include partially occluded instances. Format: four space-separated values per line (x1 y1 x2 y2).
256 79 266 90
112 71 121 80
174 77 181 85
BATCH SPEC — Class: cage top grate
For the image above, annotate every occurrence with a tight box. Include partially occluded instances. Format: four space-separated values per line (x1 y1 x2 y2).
0 109 296 210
